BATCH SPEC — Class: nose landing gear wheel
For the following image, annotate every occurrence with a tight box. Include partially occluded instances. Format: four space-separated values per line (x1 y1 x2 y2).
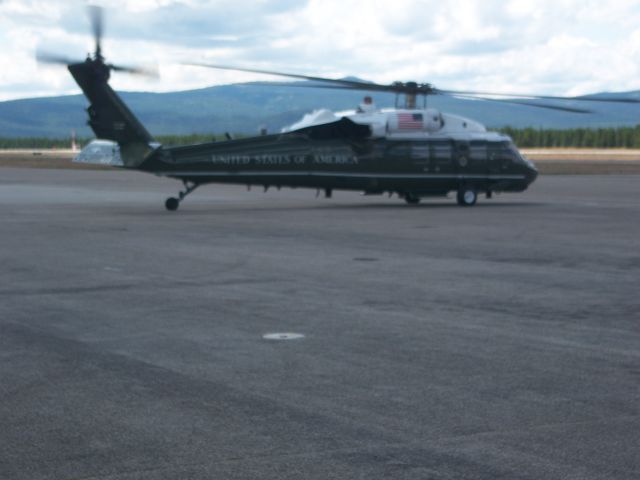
456 187 477 206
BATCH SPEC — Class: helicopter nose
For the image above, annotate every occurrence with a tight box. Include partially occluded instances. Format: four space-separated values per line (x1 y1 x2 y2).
525 163 538 184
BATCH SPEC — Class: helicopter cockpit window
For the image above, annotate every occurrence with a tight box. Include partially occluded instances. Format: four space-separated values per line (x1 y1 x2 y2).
504 142 528 165
493 142 515 160
490 141 528 168
505 141 535 168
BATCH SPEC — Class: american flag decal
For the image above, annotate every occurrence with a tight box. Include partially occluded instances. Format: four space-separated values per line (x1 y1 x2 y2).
397 113 423 129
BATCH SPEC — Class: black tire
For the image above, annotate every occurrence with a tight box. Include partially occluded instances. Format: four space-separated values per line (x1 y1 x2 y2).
456 188 477 206
165 197 180 211
404 194 421 205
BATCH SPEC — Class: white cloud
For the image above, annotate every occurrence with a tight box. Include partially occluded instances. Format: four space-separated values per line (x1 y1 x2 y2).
1 0 640 101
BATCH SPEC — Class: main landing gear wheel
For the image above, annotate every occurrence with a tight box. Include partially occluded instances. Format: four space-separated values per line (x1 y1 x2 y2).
404 193 421 205
165 181 199 211
456 187 477 206
165 197 179 211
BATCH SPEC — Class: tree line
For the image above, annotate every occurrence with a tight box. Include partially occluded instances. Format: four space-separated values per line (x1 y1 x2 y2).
3 126 640 149
497 125 640 148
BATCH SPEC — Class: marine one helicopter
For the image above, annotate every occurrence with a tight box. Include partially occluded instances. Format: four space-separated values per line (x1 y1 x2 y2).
38 7 640 210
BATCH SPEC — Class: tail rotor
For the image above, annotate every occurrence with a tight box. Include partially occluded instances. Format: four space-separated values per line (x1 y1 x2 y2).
36 5 158 78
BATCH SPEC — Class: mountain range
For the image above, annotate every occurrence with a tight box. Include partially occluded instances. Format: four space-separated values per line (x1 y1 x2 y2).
1 81 639 138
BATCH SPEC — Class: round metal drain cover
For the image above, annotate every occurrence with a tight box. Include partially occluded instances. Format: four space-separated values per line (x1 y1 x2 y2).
263 333 305 341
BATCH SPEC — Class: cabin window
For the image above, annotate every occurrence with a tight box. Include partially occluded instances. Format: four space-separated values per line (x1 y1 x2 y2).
386 142 411 160
470 142 487 161
431 141 452 164
411 143 429 160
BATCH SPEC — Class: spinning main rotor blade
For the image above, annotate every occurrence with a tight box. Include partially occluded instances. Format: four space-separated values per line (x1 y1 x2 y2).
184 62 434 94
449 94 592 114
439 89 640 104
250 81 375 90
258 80 593 113
187 62 640 106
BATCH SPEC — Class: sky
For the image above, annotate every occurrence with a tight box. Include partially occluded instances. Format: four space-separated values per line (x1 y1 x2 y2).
1 0 640 102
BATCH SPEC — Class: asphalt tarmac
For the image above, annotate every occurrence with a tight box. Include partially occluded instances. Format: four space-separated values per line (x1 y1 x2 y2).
1 168 638 480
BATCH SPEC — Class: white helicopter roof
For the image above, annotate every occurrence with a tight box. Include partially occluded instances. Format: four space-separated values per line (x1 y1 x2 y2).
283 101 508 142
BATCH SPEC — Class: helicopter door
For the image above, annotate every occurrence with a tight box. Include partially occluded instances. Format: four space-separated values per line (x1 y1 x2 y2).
455 141 487 176
430 140 453 174
454 141 470 173
468 141 487 175
410 142 430 171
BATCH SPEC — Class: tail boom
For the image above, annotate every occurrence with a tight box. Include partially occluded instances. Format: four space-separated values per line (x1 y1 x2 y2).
68 60 158 167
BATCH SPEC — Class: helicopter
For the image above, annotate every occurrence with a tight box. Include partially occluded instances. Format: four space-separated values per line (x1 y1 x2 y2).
37 7 640 211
